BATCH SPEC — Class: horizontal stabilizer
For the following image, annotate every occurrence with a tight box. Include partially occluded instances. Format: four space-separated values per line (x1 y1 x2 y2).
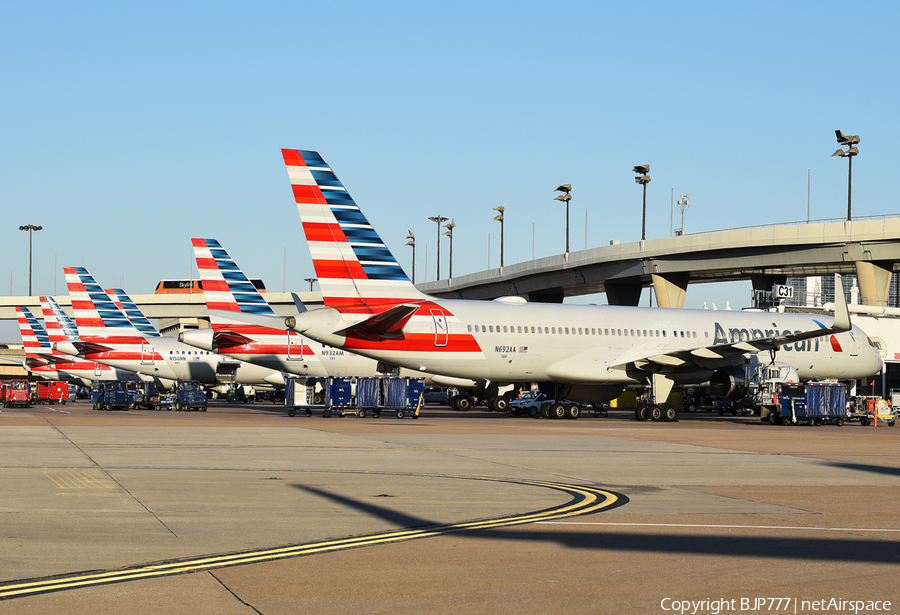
212 330 256 347
337 304 419 340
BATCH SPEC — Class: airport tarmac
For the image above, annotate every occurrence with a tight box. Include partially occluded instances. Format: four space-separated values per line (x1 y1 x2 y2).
0 400 897 614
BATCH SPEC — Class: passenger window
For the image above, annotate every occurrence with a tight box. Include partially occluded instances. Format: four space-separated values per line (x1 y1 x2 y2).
565 328 570 334
489 325 494 332
467 325 472 332
531 326 535 333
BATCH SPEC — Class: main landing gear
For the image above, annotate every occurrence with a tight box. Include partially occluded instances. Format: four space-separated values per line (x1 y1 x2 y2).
634 402 678 422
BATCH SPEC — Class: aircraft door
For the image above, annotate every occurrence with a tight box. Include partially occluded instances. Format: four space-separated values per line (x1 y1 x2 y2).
94 362 103 377
141 340 155 365
287 331 304 360
431 310 448 347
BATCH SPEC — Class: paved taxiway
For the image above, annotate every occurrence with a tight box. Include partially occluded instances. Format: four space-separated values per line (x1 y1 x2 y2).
0 401 898 614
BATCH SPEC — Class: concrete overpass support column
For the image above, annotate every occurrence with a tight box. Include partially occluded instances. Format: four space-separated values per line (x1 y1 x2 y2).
650 273 689 308
855 261 893 306
605 281 643 307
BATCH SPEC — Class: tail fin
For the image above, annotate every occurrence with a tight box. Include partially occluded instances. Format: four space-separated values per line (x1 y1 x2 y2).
282 149 428 311
64 267 142 338
191 238 278 317
41 297 80 342
106 289 160 337
17 306 52 352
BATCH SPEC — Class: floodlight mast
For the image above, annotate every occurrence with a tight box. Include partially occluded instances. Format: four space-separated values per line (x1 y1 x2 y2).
428 216 448 280
492 206 505 267
633 165 651 240
442 219 456 278
405 231 416 284
832 130 860 221
553 185 572 253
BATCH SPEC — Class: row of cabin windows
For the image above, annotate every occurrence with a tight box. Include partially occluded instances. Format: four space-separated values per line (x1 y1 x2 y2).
467 324 706 339
168 350 212 355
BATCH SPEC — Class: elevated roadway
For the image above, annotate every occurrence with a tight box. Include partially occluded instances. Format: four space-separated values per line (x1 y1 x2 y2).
419 216 900 307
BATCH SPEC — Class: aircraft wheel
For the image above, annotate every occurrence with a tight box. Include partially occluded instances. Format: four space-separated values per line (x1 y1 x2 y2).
649 405 664 422
288 408 297 417
564 403 580 420
455 396 473 412
397 410 405 419
549 402 566 420
490 397 509 413
540 402 551 418
634 405 647 421
663 405 677 422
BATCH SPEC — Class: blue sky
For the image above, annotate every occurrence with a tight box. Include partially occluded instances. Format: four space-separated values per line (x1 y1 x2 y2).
1 1 897 339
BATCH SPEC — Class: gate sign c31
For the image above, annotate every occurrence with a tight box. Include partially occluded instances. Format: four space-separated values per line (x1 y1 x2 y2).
773 284 794 300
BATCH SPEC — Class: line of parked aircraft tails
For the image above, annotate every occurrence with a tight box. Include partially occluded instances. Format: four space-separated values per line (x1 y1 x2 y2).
9 148 883 417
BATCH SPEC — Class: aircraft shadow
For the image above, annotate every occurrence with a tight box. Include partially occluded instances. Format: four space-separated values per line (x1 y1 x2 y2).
294 484 899 564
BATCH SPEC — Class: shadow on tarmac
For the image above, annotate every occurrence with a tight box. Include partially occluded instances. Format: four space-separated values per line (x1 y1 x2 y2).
296 483 900 565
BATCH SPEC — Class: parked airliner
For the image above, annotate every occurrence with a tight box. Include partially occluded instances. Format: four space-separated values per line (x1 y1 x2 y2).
264 148 882 420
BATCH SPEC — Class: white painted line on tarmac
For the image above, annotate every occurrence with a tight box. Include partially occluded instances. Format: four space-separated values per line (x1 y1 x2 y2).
537 522 900 533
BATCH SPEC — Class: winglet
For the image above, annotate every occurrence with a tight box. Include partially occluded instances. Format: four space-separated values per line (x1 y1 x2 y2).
832 273 850 331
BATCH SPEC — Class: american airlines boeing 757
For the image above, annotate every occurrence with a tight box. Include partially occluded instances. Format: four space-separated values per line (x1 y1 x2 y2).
230 149 884 420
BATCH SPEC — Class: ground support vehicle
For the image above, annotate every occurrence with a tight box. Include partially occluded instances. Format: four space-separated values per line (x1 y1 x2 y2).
35 381 68 405
509 390 545 417
349 377 424 419
128 381 161 410
285 377 352 417
771 382 848 426
91 381 132 411
175 380 208 411
539 398 592 420
848 396 896 427
1 380 31 408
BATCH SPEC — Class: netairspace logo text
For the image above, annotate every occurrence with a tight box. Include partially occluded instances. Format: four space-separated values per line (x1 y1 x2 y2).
660 597 892 615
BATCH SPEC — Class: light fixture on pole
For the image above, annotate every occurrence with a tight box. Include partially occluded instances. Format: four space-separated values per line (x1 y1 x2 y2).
633 165 651 240
832 130 860 221
492 205 505 267
442 219 456 278
405 231 416 284
18 224 42 296
427 216 448 280
676 193 690 236
553 185 571 253
303 277 318 292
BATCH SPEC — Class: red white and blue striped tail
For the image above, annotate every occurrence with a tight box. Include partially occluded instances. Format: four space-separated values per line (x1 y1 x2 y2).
106 289 160 337
282 149 428 312
17 306 51 351
64 267 143 339
191 238 278 316
41 296 80 343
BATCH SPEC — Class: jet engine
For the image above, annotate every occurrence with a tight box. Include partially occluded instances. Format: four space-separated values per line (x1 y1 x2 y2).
710 362 799 402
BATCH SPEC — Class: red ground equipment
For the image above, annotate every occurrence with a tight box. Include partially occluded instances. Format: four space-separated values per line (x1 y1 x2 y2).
36 381 68 405
1 379 32 408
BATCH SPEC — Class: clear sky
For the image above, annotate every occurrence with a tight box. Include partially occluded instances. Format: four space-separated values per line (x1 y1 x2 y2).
1 1 897 341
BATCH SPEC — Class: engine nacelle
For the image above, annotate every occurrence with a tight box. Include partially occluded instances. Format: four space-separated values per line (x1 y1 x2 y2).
178 328 215 351
710 362 799 401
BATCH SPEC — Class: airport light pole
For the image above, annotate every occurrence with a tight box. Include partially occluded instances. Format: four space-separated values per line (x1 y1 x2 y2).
633 165 651 240
428 216 448 280
405 231 416 284
676 193 690 235
492 205 505 267
553 185 571 253
832 130 860 221
18 224 42 296
304 277 318 292
443 219 455 278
